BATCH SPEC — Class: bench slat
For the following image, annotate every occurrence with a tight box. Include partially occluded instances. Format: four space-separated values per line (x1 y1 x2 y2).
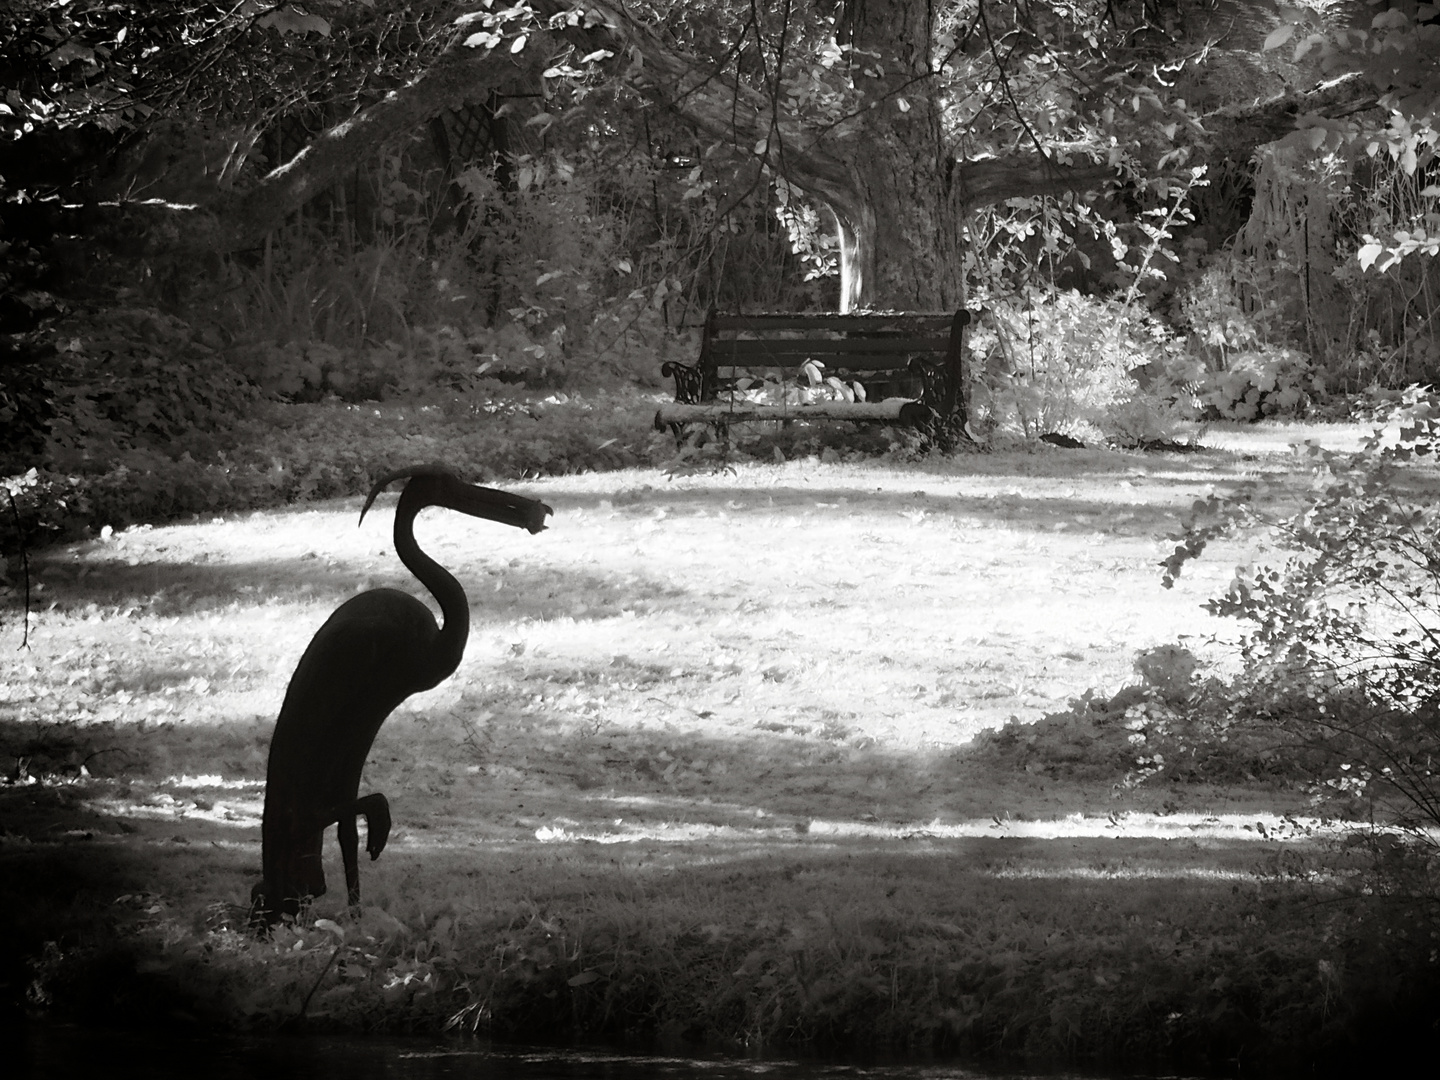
710 313 954 332
659 308 969 430
716 364 928 382
709 337 952 360
716 366 921 379
657 400 922 424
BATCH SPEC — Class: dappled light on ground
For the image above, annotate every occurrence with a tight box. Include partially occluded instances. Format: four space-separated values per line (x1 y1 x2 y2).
6 434 1439 1062
7 441 1405 882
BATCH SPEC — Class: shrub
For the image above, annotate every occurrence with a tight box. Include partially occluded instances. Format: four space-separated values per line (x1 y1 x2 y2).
1162 387 1440 850
11 305 256 472
214 147 684 403
1 384 663 560
971 643 1306 790
1195 346 1314 421
968 289 1195 446
1 303 256 557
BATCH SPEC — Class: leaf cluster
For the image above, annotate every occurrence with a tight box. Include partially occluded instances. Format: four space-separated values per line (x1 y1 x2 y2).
1162 386 1440 840
1264 3 1440 271
0 1 447 142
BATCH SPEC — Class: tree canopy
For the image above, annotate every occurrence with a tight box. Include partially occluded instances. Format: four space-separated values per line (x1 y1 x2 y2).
6 1 1432 308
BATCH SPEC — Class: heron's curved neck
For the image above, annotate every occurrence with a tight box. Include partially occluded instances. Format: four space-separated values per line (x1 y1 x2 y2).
394 492 469 676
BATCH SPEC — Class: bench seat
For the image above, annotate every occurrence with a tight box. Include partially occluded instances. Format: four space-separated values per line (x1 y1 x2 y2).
658 308 971 435
655 398 929 425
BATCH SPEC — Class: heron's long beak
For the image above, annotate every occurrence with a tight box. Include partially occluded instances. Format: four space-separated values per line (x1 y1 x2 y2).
450 485 552 534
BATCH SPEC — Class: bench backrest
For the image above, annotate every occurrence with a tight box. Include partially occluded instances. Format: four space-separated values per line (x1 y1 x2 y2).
701 311 959 372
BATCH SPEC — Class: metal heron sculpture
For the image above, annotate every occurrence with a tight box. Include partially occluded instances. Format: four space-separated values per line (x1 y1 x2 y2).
251 464 551 923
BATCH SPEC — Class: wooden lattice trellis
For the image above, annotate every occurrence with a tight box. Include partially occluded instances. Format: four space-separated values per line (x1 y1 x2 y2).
431 97 509 171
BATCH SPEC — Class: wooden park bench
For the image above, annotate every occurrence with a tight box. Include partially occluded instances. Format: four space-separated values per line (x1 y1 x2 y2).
655 308 972 435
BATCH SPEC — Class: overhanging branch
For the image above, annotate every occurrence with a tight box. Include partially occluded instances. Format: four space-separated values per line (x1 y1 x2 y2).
956 155 1121 210
1200 72 1381 157
115 6 1385 261
131 35 552 254
582 1 855 201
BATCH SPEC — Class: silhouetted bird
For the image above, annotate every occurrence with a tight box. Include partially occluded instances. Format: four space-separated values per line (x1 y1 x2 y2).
251 464 550 922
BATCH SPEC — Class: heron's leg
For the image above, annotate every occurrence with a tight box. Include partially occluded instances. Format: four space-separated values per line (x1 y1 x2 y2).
337 812 362 906
355 792 391 861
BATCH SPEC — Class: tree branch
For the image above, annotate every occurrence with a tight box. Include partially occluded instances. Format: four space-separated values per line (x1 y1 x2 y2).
956 155 1120 209
115 5 1383 260
130 34 552 254
1199 72 1381 157
583 1 855 200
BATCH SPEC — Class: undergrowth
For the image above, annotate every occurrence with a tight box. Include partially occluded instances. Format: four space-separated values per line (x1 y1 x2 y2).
0 391 658 558
19 844 1435 1077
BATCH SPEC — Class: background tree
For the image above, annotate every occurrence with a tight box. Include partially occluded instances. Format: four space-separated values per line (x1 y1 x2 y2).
6 1 1398 307
4 0 1439 549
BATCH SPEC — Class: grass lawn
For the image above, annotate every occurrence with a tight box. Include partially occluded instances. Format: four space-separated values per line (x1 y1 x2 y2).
2 419 1435 1074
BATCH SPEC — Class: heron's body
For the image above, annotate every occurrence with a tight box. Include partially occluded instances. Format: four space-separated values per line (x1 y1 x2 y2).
252 467 550 922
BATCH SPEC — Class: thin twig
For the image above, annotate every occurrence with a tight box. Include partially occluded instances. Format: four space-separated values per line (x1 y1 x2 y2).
4 488 32 650
299 943 343 1018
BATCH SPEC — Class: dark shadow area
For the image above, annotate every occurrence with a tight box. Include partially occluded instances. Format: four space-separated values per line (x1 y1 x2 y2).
363 688 1277 840
0 714 275 784
526 482 1262 536
3 712 1429 1080
12 558 690 624
0 836 258 1030
20 1025 912 1080
660 429 1227 478
422 731 984 837
0 786 158 1030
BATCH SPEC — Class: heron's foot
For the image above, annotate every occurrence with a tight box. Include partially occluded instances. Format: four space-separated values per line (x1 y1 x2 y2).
355 792 391 860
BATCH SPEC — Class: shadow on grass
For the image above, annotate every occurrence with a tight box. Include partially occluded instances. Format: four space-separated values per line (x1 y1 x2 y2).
21 474 1194 621
0 779 264 1027
16 559 691 624
547 481 1234 536
0 714 275 789
0 785 169 1022
16 448 1377 620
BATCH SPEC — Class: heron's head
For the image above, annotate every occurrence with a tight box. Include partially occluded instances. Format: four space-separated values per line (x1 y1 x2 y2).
359 464 552 534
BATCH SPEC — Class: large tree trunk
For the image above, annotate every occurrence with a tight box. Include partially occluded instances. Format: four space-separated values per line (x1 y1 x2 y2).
591 0 965 310
832 0 962 310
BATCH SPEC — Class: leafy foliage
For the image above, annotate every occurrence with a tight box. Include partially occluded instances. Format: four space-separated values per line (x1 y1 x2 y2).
1162 387 1440 848
1262 3 1440 275
0 1 448 142
1264 2 1439 163
968 289 1194 446
0 302 260 557
1194 347 1313 422
972 644 1304 790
